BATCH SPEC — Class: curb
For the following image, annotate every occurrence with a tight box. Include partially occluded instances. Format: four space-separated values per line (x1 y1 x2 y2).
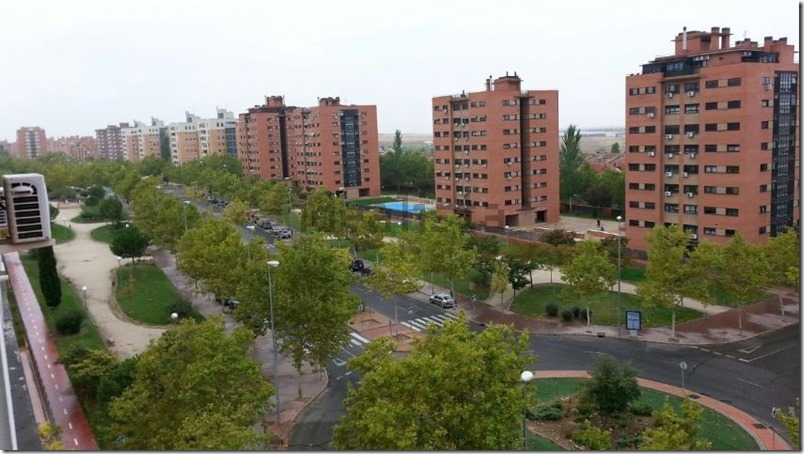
281 369 330 450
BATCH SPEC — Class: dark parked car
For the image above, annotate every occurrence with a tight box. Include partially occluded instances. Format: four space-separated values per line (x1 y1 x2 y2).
257 219 272 230
349 259 365 272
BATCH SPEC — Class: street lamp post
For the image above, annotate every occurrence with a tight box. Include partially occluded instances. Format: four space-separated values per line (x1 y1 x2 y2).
183 200 191 231
616 215 623 336
267 260 281 424
520 370 534 449
80 286 87 310
245 225 256 261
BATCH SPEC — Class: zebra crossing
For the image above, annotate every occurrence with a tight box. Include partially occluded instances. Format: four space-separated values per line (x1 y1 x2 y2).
400 311 460 332
347 332 370 347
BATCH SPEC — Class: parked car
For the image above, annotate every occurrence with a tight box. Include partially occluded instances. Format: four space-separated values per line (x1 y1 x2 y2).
274 228 293 239
257 219 273 230
429 293 455 308
349 259 365 272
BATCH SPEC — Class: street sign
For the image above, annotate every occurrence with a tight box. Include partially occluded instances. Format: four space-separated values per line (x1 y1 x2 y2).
679 361 687 371
407 307 414 315
471 294 478 303
625 310 642 330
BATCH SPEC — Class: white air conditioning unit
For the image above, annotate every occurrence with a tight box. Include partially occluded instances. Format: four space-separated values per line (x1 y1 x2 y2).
688 153 696 159
648 151 656 157
666 134 674 139
666 92 674 98
647 112 655 118
2 173 51 244
667 153 675 158
687 132 695 138
686 192 694 198
683 172 689 178
764 84 773 90
458 191 464 195
666 171 674 177
687 91 695 97
664 191 672 196
690 234 698 240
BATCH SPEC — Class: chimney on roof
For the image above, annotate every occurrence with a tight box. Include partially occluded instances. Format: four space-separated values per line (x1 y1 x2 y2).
721 27 731 48
764 36 773 50
485 76 491 91
710 26 720 51
682 26 687 50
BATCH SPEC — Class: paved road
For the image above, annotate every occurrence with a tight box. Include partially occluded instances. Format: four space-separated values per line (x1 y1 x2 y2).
289 288 799 449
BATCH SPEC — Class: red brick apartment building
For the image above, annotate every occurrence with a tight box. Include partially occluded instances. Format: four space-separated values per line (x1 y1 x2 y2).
432 74 560 228
625 27 799 254
15 127 48 159
95 123 130 160
237 96 380 198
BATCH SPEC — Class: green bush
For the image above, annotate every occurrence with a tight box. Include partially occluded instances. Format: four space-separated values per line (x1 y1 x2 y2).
571 420 611 450
561 309 574 321
572 306 581 318
580 308 593 321
545 303 559 317
55 309 85 335
529 401 563 421
629 402 654 416
167 299 192 318
616 434 644 449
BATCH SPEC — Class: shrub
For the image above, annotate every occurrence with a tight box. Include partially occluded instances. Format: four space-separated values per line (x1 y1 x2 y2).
580 308 593 321
561 309 574 321
572 306 581 318
629 402 654 417
529 402 563 421
167 299 192 318
579 354 641 416
55 309 85 335
545 303 559 317
616 434 644 449
571 420 611 450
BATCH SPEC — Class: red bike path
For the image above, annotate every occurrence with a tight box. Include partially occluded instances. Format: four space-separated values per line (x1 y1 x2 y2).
4 252 98 450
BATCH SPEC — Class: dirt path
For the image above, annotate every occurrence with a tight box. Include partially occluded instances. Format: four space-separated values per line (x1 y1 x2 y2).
52 208 164 358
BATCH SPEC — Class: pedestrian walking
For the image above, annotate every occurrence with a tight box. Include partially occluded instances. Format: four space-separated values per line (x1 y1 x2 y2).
596 219 601 229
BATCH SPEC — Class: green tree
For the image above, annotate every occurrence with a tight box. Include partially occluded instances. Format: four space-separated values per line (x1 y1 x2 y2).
365 235 421 326
559 125 585 205
468 234 502 289
579 354 640 416
763 229 800 316
414 212 476 296
38 422 65 450
640 398 712 450
775 399 800 449
60 346 118 402
560 241 617 320
99 197 124 224
717 233 769 335
636 225 718 337
221 198 248 225
502 255 532 309
333 316 534 450
540 229 577 246
599 169 625 209
110 224 150 268
342 207 385 258
597 235 630 269
490 259 510 307
301 187 345 234
38 246 61 308
571 420 612 450
176 218 248 300
610 142 620 154
107 318 273 450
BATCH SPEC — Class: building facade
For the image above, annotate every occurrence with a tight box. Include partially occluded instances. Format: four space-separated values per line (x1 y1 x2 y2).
15 127 48 159
122 118 165 162
432 74 560 227
237 96 380 198
168 109 236 165
95 123 129 160
625 27 799 254
47 135 97 160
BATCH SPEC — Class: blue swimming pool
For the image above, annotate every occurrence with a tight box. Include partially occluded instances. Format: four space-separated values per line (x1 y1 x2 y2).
376 201 435 213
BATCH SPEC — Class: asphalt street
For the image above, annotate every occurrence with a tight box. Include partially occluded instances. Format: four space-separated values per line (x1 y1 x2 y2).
290 290 800 449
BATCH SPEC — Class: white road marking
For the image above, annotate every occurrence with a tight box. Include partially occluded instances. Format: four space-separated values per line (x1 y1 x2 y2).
332 358 347 367
420 316 443 326
738 345 761 354
400 321 421 332
409 320 428 330
712 351 722 356
738 378 763 388
349 339 361 347
63 408 67 415
350 332 369 344
68 422 73 430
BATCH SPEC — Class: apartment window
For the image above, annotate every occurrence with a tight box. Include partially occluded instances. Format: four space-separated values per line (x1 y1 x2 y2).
704 165 718 173
645 202 655 209
704 206 716 215
726 144 740 152
629 183 639 190
645 184 656 190
759 184 768 192
704 144 717 152
628 107 641 115
761 99 770 107
760 205 768 213
665 203 679 213
704 227 717 235
762 76 772 85
665 83 680 93
629 146 640 153
684 81 699 92
725 230 736 237
761 121 769 129
629 219 639 226
727 100 741 109
629 201 639 208
726 123 740 131
704 186 716 194
704 124 717 132
628 164 640 171
726 208 739 216
705 102 718 110
684 125 699 134
665 105 680 115
760 142 769 150
628 127 639 134
629 88 639 95
685 104 699 114
705 80 718 89
684 205 698 214
645 221 656 228
760 163 769 171
645 106 656 114
727 78 742 87
759 226 767 234
645 164 656 171
725 166 739 174
645 126 656 133
646 86 656 94
665 125 680 134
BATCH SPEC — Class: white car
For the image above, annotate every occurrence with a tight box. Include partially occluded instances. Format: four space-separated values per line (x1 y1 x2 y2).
429 293 455 308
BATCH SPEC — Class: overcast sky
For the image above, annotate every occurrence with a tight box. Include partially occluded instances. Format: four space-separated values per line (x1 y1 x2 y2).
0 0 799 141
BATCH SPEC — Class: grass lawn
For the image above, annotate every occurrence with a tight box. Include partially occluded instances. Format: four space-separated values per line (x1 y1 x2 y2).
90 224 116 243
348 196 398 206
511 284 702 327
533 378 758 450
115 264 202 325
621 266 646 283
20 254 106 353
421 271 491 300
51 223 75 243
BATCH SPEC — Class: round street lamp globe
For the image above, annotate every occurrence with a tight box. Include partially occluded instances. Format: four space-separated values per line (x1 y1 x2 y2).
170 312 178 321
520 370 534 382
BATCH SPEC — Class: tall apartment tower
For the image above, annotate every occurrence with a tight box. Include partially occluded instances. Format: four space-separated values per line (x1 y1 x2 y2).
237 96 380 198
122 118 165 162
95 123 130 160
15 127 48 159
168 109 236 165
625 27 799 254
432 74 559 227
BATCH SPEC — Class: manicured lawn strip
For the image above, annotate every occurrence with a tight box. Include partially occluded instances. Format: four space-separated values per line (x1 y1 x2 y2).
420 271 491 300
511 284 702 327
115 264 200 325
19 254 106 353
90 224 115 243
51 223 75 244
527 432 564 450
348 196 398 206
621 266 646 283
533 378 758 450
